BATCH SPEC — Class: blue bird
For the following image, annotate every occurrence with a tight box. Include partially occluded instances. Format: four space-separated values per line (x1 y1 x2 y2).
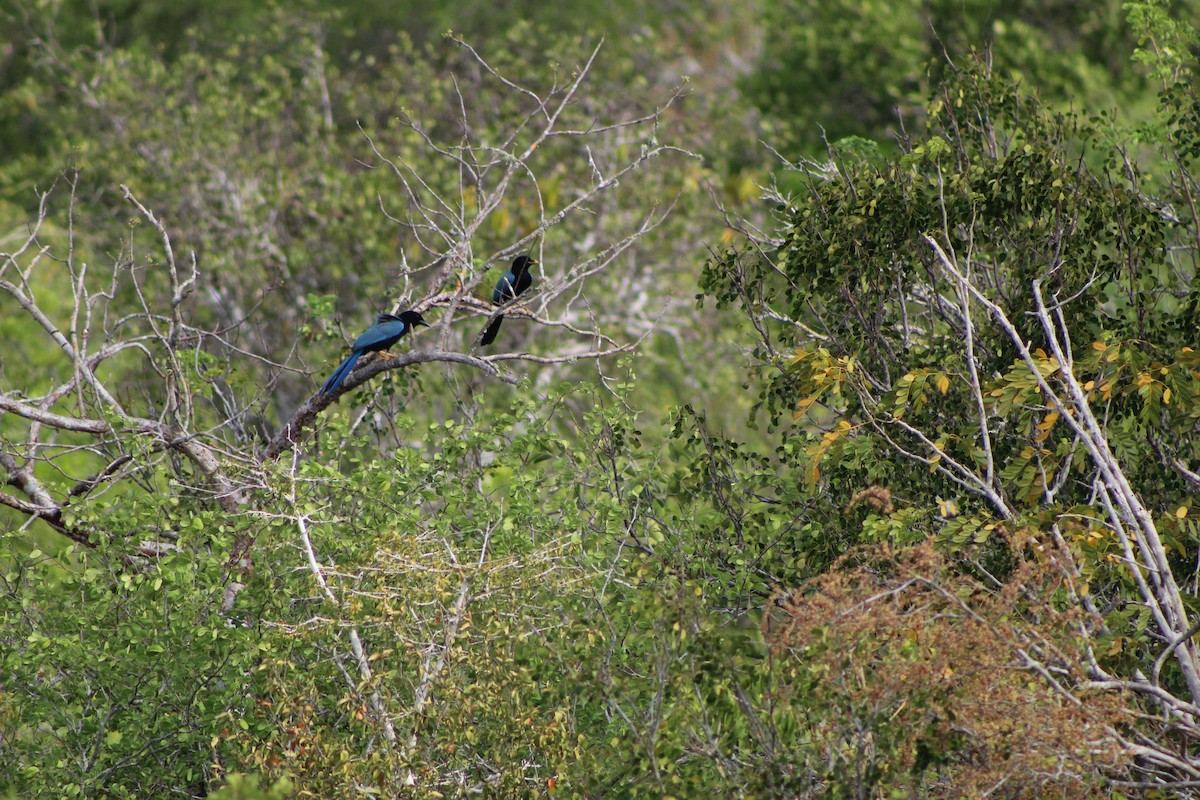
480 255 537 346
320 309 429 396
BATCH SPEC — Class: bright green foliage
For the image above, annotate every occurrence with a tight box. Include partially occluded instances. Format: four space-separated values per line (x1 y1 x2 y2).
703 4 1200 744
747 0 1162 154
0 496 265 797
7 1 1200 797
1 15 739 426
208 773 294 800
173 384 766 797
236 407 602 795
704 59 1197 528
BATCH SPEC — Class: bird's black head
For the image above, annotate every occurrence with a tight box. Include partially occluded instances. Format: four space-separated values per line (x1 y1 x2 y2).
511 255 537 277
398 309 430 328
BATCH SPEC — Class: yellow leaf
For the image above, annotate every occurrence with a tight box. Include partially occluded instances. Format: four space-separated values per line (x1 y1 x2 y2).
1163 387 1172 404
935 374 950 395
1034 411 1059 442
1092 341 1107 352
1177 506 1189 519
936 497 958 517
1083 380 1095 390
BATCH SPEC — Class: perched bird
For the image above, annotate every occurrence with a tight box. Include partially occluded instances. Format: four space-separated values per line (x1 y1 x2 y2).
320 309 429 396
479 255 537 346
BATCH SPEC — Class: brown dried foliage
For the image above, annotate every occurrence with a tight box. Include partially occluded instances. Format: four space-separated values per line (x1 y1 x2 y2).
762 542 1133 799
845 485 895 515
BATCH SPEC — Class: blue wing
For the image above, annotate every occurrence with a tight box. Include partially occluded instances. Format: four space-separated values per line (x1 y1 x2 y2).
321 317 418 396
493 272 517 304
351 319 409 352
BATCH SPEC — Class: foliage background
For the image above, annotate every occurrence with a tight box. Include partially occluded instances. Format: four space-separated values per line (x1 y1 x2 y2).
2 0 1199 797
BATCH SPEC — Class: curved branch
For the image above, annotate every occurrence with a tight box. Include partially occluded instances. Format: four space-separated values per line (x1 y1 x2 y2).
262 349 514 460
1 394 244 514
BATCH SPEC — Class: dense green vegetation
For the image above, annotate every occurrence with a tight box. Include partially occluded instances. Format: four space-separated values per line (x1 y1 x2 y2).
3 0 1200 797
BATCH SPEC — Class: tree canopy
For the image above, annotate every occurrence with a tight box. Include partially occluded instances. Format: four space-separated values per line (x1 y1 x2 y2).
3 1 1200 797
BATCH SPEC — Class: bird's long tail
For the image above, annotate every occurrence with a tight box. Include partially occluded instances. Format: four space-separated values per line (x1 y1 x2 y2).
321 352 361 395
479 315 505 346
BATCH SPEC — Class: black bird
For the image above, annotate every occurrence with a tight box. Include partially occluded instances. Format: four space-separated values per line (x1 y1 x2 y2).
320 309 429 396
480 256 537 346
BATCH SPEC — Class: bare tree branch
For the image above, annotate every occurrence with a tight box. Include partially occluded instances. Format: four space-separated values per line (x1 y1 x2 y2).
925 232 1200 707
